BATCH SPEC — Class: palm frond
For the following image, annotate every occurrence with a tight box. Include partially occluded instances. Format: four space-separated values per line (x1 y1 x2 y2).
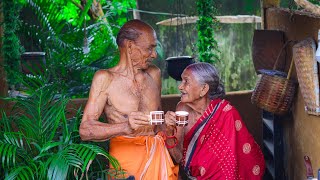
25 0 76 50
77 0 93 26
10 85 69 145
46 147 83 180
0 110 12 132
72 144 120 173
4 165 35 180
0 132 32 169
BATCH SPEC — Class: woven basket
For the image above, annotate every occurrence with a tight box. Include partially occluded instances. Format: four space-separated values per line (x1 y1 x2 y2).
251 41 296 115
293 38 320 115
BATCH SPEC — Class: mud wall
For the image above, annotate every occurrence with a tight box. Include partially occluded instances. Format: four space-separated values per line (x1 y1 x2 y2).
266 8 320 179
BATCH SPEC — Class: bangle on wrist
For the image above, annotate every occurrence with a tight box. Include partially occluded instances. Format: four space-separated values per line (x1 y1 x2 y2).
165 136 178 149
166 126 177 137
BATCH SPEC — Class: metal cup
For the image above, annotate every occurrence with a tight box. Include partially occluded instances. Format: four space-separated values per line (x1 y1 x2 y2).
175 111 189 126
149 111 164 125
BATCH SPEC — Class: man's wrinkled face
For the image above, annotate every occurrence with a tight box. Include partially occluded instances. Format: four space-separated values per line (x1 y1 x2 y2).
130 30 157 69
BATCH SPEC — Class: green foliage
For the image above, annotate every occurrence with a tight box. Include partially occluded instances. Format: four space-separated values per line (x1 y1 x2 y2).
216 24 257 91
309 0 320 6
161 77 180 95
161 23 258 94
0 77 121 179
4 0 135 98
2 1 24 86
196 0 220 63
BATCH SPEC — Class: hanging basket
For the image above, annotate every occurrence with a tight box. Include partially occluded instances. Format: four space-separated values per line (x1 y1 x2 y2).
251 41 297 115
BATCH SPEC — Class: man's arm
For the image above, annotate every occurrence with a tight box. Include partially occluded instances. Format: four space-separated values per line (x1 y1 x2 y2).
147 65 163 133
148 64 162 102
79 70 132 141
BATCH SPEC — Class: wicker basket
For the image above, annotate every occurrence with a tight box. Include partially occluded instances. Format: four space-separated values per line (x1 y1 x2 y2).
293 38 320 115
251 41 296 115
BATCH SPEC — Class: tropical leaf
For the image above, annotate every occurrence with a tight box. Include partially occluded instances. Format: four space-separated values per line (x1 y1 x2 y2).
0 133 32 169
47 147 82 180
1 80 120 179
5 166 35 180
72 144 120 172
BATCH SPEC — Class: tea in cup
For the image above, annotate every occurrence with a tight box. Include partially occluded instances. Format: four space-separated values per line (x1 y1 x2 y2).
149 111 164 125
175 111 189 126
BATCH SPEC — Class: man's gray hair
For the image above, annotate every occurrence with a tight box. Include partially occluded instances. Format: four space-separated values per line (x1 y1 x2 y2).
116 19 154 47
186 62 225 100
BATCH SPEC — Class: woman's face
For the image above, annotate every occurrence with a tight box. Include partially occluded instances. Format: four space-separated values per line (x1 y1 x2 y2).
178 69 204 103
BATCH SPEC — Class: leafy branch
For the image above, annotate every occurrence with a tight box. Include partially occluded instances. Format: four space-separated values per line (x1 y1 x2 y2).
196 0 220 63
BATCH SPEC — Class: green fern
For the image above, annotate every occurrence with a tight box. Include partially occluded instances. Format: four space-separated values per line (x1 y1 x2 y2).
0 82 121 179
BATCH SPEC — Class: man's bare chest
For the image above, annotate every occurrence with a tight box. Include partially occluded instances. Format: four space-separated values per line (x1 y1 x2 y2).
106 76 160 113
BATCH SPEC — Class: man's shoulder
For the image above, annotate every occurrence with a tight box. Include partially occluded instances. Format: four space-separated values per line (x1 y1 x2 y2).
93 69 113 84
146 64 161 75
95 69 115 77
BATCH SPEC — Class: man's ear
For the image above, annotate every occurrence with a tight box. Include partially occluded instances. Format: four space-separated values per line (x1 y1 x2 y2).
124 39 133 53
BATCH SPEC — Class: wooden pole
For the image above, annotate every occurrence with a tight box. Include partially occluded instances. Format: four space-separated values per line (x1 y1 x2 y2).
0 1 8 113
260 0 281 29
133 0 141 19
156 15 262 26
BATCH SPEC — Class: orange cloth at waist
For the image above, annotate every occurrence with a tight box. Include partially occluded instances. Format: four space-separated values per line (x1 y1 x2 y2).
109 134 178 180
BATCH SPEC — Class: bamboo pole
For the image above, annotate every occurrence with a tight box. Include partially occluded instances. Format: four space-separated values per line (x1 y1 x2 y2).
156 15 262 26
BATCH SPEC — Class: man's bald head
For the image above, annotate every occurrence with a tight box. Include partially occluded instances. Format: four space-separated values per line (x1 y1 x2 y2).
116 19 155 48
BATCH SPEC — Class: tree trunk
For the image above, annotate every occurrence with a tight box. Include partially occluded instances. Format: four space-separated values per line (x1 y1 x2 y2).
0 1 8 112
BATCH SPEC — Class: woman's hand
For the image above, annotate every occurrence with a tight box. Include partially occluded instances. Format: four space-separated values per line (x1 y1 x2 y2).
164 111 176 126
128 111 150 130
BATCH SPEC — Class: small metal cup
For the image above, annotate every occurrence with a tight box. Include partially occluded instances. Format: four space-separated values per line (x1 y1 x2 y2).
175 111 189 126
149 111 164 125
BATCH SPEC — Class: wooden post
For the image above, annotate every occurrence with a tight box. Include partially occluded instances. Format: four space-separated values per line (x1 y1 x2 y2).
133 0 140 20
0 1 8 111
261 0 281 29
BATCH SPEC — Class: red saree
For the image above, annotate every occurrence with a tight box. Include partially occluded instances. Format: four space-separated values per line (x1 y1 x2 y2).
182 99 265 179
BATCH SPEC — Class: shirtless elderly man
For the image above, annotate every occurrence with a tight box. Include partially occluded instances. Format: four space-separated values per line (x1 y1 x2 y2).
79 20 177 180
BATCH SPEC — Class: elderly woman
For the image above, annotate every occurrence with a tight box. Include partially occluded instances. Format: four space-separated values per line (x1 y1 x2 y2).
164 62 265 179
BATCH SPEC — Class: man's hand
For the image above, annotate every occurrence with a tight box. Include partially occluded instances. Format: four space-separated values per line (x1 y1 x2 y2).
128 111 150 130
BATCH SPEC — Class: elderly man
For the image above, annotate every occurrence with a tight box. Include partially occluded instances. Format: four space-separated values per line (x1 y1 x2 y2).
79 20 177 180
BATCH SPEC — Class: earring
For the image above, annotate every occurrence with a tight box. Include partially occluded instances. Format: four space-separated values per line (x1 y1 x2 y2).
200 94 203 98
